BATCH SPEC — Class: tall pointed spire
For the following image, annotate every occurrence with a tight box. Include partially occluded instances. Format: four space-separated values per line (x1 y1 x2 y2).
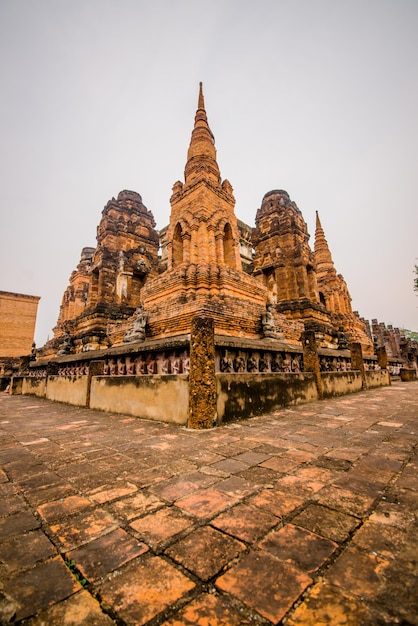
184 82 221 186
314 211 334 272
197 81 205 110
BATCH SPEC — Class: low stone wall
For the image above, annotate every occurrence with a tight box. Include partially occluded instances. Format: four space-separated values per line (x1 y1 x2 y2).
400 368 417 382
22 377 47 397
10 376 23 394
46 375 89 406
321 371 363 398
216 373 318 423
366 369 391 388
89 375 189 425
14 320 394 428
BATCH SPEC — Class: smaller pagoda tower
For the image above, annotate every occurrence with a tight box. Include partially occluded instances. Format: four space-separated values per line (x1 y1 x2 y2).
314 211 373 354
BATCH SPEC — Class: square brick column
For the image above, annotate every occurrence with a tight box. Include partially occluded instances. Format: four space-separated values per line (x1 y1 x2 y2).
86 360 105 407
376 346 389 370
350 342 367 388
301 330 323 399
188 316 217 429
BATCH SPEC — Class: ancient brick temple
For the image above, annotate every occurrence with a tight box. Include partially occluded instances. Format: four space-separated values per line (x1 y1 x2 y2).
41 84 377 358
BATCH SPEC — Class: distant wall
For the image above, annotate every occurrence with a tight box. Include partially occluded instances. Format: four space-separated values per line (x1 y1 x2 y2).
366 369 391 387
216 373 318 423
322 371 363 398
46 375 89 406
89 375 189 425
22 377 47 397
400 368 417 382
0 291 40 357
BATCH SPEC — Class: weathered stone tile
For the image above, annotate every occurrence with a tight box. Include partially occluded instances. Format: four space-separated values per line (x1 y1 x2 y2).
1 556 80 621
166 526 245 580
24 482 77 507
107 490 164 521
161 592 253 625
326 546 390 598
214 475 258 498
259 523 337 573
88 481 138 504
198 465 229 478
19 470 64 490
276 451 315 468
0 529 57 573
352 521 405 559
368 501 416 529
324 447 365 462
67 528 148 581
187 450 226 465
275 466 335 496
98 556 195 625
0 510 40 541
292 503 359 543
216 550 312 623
37 494 92 522
210 458 249 474
237 465 278 485
128 465 173 488
24 589 116 625
314 455 353 472
260 455 299 473
182 470 219 488
5 461 44 480
248 488 304 518
176 488 236 519
0 493 26 516
149 476 201 502
50 509 118 550
233 451 271 466
0 481 18 497
129 506 194 549
286 581 374 625
314 485 375 517
212 502 279 544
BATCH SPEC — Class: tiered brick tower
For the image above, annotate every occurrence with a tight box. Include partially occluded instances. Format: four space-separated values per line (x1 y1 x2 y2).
56 247 94 328
43 83 386 359
141 83 269 338
252 190 336 346
52 190 160 351
314 211 373 354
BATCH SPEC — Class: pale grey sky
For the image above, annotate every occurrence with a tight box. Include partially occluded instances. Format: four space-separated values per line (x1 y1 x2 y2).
1 0 417 345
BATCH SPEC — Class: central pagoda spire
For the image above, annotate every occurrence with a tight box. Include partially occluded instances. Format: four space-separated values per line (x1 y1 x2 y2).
184 82 221 186
314 211 335 274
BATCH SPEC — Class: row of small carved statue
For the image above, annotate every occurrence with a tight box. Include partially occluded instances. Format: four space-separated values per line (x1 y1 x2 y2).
27 353 385 378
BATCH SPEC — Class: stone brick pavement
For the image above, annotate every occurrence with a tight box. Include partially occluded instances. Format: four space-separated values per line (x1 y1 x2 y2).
1 381 418 625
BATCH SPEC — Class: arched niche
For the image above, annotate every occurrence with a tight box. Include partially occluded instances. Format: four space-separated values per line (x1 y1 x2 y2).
173 222 184 267
223 223 235 268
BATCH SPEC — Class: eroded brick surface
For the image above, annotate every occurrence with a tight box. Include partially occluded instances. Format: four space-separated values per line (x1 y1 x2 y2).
1 383 418 624
97 556 195 625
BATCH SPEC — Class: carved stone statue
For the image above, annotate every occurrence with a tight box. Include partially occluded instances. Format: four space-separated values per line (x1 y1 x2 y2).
57 330 72 356
220 351 233 372
124 305 147 342
261 303 283 339
337 326 349 350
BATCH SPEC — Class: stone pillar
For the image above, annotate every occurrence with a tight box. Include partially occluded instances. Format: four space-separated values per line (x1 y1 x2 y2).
10 376 23 395
188 316 217 429
86 360 105 408
215 234 224 265
301 330 323 399
350 342 367 388
183 233 191 264
376 346 388 370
